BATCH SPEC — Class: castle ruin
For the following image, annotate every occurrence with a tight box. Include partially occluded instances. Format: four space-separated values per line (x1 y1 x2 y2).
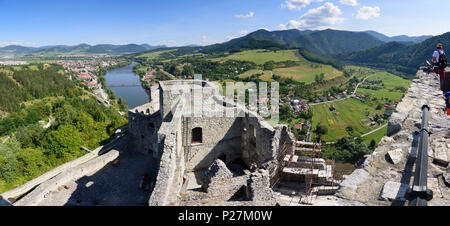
128 80 297 205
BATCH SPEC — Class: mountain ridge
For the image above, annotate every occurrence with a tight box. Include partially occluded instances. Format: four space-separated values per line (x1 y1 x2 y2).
0 44 167 56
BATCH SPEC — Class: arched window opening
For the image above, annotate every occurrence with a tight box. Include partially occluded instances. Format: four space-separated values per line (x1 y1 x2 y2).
191 127 203 144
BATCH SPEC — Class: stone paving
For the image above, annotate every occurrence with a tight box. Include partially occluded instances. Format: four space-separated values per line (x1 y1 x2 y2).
38 143 158 206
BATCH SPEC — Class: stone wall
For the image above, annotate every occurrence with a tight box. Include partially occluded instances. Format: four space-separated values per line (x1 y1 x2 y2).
129 111 161 155
13 135 128 206
183 116 243 170
0 134 126 203
148 98 185 206
335 70 450 206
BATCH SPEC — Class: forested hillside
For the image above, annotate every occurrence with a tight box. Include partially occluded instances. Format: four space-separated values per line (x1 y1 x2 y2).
0 64 127 193
336 32 450 75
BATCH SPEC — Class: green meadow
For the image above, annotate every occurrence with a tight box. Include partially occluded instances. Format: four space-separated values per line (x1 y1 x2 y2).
356 72 412 102
273 64 343 83
311 98 385 142
212 49 303 65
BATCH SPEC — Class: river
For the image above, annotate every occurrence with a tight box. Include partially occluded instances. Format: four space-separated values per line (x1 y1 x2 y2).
105 62 149 109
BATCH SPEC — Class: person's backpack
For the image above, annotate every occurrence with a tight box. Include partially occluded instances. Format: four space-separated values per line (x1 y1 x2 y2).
438 50 448 68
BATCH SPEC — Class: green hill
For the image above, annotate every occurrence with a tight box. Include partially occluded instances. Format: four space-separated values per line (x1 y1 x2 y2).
0 44 164 56
237 29 385 56
337 32 450 76
364 30 432 44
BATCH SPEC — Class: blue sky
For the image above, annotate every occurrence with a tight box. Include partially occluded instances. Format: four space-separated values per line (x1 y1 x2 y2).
1 0 449 47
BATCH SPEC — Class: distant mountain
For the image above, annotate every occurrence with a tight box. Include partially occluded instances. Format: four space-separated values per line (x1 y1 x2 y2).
141 44 167 50
200 34 287 54
219 29 385 56
289 29 385 55
0 43 163 56
364 31 432 44
246 29 313 46
336 32 448 75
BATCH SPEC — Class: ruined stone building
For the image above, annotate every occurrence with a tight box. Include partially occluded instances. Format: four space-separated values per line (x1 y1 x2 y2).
128 80 296 206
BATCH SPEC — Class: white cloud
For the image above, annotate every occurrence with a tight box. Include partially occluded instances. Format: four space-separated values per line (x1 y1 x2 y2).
0 41 37 47
279 2 344 30
282 0 323 10
200 36 218 45
235 11 254 19
356 6 380 20
339 0 358 6
239 30 249 35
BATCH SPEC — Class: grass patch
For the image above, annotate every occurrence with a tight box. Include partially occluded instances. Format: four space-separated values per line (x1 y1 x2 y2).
238 69 274 82
311 98 384 142
137 49 177 60
355 72 412 102
361 125 387 146
212 49 303 65
273 64 343 83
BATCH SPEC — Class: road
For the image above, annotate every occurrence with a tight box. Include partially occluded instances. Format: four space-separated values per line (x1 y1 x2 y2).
324 124 388 145
359 123 388 138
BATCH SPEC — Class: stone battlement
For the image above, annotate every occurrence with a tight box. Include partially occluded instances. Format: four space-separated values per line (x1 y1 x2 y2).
335 70 450 206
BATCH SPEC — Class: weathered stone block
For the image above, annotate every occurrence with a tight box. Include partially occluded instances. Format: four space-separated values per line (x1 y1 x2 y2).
444 172 450 187
432 138 450 166
339 169 372 190
387 149 403 165
387 112 409 137
380 181 410 201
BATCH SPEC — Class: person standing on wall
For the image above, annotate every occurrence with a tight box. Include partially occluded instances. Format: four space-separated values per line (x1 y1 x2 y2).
432 43 448 92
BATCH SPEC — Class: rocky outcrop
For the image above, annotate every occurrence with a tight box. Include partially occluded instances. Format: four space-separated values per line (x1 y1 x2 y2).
336 70 450 206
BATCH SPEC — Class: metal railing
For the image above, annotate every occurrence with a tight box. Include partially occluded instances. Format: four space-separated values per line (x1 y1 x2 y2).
405 105 433 206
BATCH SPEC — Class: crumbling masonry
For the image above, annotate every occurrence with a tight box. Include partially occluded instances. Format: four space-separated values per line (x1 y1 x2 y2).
128 80 297 206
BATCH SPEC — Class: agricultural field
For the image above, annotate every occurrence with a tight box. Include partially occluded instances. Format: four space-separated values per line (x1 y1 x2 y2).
238 69 274 82
212 49 303 65
355 72 412 102
311 98 385 142
273 63 343 83
136 49 177 60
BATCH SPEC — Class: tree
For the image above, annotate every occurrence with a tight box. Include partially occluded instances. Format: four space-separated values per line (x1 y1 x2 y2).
369 139 377 150
183 65 194 77
346 126 354 135
44 125 84 160
313 123 328 142
14 124 46 149
376 104 383 110
279 104 293 122
332 137 371 163
0 137 21 183
118 97 128 112
17 148 47 178
263 61 275 71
